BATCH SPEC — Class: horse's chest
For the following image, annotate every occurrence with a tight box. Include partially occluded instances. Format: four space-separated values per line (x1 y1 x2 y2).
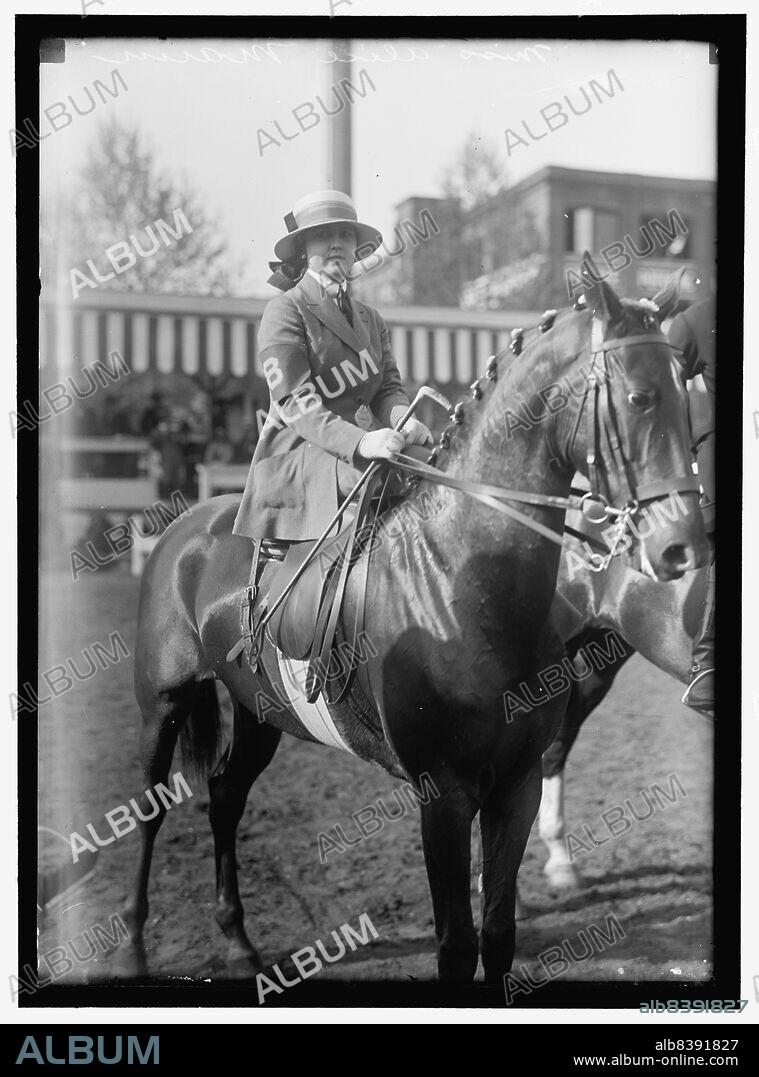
367 570 503 705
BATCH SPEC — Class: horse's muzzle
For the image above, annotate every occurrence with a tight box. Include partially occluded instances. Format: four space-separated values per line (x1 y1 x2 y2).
639 492 710 581
656 539 709 580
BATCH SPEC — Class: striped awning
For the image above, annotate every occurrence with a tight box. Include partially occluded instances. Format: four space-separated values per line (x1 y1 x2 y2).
387 325 512 386
40 303 261 383
39 292 536 388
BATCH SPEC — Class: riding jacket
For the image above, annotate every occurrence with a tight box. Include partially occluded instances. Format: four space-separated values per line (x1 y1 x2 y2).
232 271 410 542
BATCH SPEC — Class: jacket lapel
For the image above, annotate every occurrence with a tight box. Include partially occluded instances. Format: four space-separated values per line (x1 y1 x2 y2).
298 272 372 357
350 296 375 352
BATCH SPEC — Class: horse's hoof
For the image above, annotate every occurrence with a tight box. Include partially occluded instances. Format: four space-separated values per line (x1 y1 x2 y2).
544 861 583 890
111 948 148 981
225 954 263 980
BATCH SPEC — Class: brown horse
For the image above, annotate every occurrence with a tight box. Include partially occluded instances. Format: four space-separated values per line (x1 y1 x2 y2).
537 516 710 891
121 270 708 985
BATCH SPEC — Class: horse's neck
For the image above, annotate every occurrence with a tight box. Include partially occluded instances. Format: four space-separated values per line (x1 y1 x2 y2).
373 347 576 618
425 354 573 567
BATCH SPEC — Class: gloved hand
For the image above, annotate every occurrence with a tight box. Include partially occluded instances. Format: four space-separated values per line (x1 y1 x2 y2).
389 406 433 447
357 428 406 461
402 417 433 447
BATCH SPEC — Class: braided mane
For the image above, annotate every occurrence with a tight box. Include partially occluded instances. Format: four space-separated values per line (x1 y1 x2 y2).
418 293 662 478
420 305 571 474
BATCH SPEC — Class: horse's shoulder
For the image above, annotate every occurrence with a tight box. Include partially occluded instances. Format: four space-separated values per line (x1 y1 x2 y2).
187 494 242 537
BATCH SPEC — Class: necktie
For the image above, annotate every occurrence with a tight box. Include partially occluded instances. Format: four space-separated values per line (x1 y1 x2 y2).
337 286 353 327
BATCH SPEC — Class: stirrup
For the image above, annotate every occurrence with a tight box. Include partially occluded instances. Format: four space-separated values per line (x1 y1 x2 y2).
680 666 715 717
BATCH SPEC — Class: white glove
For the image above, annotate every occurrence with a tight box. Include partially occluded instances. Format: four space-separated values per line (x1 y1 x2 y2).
358 428 405 461
389 406 433 447
402 417 433 447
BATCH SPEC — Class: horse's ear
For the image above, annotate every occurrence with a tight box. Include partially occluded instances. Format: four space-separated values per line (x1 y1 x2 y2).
580 251 623 322
651 266 686 321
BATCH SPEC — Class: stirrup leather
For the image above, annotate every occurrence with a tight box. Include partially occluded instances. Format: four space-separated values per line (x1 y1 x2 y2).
226 540 286 666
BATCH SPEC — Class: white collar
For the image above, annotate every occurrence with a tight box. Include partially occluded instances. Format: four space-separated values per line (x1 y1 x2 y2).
307 267 348 300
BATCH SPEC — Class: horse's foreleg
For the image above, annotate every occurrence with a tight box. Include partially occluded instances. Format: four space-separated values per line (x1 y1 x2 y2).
479 762 543 985
420 781 479 982
208 699 282 977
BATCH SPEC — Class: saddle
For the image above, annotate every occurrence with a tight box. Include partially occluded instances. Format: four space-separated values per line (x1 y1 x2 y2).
228 466 390 705
268 527 356 660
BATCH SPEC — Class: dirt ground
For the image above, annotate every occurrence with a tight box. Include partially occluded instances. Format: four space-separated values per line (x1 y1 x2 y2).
35 564 713 1003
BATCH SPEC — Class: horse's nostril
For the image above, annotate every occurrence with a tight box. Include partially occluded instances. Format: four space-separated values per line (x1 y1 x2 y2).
662 543 689 571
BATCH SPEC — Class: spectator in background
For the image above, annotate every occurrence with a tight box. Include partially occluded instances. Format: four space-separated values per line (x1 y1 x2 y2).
231 423 258 463
141 391 167 436
204 427 234 464
78 405 98 435
101 396 129 435
154 418 186 498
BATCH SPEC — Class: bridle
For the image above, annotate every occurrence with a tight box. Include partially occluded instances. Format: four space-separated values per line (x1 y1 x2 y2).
388 316 701 567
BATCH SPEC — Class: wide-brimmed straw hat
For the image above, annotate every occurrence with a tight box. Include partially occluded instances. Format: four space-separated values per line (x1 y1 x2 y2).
273 190 382 263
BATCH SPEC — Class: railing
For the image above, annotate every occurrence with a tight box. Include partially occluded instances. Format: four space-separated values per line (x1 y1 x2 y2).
129 463 251 577
39 290 542 389
196 462 249 502
59 435 158 512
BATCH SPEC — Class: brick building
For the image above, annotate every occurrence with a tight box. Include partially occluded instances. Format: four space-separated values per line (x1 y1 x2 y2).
356 166 715 313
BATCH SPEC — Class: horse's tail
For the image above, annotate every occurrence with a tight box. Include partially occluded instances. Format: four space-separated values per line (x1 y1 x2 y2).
179 680 223 779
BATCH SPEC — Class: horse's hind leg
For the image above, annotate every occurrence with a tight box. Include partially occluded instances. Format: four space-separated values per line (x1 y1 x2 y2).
539 636 632 890
479 762 543 985
208 697 282 977
421 780 479 982
119 683 206 978
540 691 587 890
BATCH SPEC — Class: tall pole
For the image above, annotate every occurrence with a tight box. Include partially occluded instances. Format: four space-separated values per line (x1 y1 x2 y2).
327 38 352 194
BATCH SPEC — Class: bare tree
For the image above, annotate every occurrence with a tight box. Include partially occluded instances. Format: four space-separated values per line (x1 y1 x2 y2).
440 132 508 211
437 131 554 310
62 118 242 295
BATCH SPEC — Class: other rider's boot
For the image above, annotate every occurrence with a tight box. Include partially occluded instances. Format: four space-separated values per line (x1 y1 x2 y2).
681 558 715 718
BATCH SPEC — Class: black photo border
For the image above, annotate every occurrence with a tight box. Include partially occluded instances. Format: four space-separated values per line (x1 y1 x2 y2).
17 10 743 1013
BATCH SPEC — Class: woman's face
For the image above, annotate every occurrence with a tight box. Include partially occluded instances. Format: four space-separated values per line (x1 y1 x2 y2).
304 224 357 280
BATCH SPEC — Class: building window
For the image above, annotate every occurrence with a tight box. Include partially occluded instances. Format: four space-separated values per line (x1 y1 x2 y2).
594 211 619 251
564 208 620 252
565 208 592 252
641 213 691 258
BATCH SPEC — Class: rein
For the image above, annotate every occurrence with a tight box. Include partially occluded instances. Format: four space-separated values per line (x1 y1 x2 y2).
390 450 624 566
388 317 700 566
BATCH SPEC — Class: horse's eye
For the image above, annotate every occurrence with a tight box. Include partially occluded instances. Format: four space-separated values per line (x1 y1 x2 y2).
627 390 654 410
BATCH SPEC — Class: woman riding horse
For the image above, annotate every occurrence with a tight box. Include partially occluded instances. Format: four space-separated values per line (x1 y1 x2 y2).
232 190 432 552
124 260 709 983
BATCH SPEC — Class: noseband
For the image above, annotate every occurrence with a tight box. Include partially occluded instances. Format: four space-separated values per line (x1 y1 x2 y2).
389 315 701 562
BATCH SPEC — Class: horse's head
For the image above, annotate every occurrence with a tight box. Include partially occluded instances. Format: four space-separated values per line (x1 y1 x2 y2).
552 258 709 581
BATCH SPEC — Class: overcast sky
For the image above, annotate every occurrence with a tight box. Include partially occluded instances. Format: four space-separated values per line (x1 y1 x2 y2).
40 36 717 295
